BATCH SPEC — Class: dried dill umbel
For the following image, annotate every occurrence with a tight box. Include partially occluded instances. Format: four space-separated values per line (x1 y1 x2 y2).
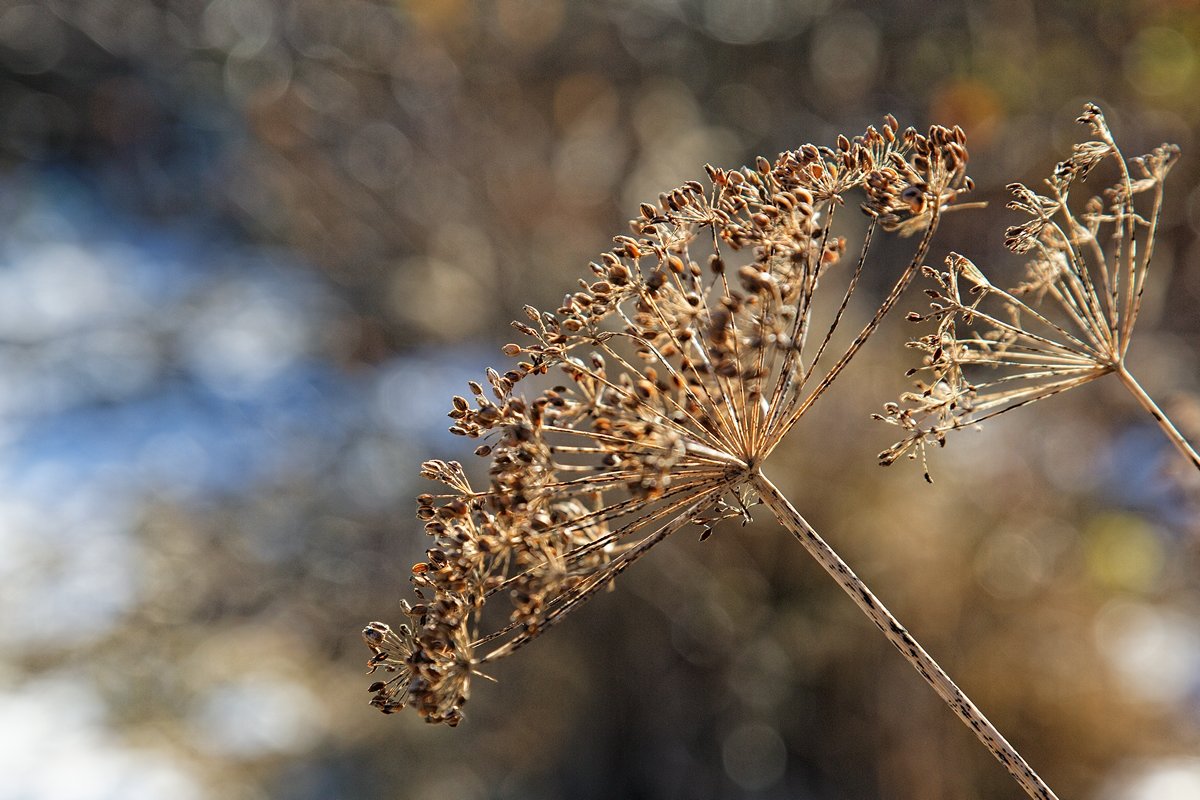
880 103 1200 479
363 119 1061 800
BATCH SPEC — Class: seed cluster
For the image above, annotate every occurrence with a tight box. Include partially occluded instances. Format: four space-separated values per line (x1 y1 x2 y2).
877 104 1183 479
364 117 973 724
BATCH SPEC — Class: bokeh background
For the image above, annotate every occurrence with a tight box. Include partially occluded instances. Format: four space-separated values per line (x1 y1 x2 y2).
2 1 1199 798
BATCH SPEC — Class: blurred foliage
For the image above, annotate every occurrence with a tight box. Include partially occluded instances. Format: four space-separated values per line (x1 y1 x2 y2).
2 1 1199 798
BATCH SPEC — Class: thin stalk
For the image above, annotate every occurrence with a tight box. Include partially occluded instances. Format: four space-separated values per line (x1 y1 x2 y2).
750 470 1059 800
1115 365 1200 471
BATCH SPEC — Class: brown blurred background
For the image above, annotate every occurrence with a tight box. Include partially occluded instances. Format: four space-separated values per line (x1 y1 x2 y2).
1 1 1199 798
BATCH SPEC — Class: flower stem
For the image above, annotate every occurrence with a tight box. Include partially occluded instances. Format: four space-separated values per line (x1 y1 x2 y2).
1115 364 1200 471
749 470 1059 800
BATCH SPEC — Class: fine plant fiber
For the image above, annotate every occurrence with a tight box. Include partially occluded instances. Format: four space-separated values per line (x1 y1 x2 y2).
879 104 1200 480
350 112 1189 800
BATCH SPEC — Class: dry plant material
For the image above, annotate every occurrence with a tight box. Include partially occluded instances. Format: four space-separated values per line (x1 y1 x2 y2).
880 104 1200 479
363 119 1061 800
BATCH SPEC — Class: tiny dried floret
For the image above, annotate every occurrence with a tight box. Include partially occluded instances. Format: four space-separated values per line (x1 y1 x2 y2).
367 115 974 723
882 104 1198 478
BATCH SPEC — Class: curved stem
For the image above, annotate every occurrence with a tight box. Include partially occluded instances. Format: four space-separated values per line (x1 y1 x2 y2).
1115 365 1200 471
750 470 1059 800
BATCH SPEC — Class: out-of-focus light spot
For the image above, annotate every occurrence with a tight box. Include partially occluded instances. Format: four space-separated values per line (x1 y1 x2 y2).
1125 27 1195 98
1083 512 1164 593
118 4 168 60
1036 414 1105 494
696 0 826 45
809 12 880 102
371 348 490 444
203 0 277 52
555 74 626 195
401 0 473 35
337 437 414 510
343 121 413 191
553 127 628 207
282 0 341 60
1101 758 1200 800
496 0 564 51
1094 599 1200 706
728 636 792 711
625 79 739 209
295 61 359 118
192 677 325 758
429 223 496 280
387 257 490 338
553 72 619 133
929 78 1003 148
390 36 462 105
181 279 309 397
1101 424 1191 517
417 772 488 800
711 82 773 140
72 326 161 401
722 722 787 791
0 243 131 342
624 125 740 213
632 80 702 147
0 676 205 800
136 432 211 499
974 528 1047 600
0 481 138 651
225 43 293 103
0 4 66 75
699 0 779 45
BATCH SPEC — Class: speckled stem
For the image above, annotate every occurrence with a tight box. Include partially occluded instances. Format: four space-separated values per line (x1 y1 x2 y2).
1115 364 1200 471
751 470 1059 800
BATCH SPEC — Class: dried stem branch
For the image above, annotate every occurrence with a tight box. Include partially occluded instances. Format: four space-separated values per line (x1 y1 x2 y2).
882 104 1197 478
750 470 1059 800
360 115 1061 799
1115 364 1200 470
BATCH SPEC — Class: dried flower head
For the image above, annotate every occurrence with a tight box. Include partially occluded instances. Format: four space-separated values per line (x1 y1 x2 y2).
878 104 1199 479
363 117 973 725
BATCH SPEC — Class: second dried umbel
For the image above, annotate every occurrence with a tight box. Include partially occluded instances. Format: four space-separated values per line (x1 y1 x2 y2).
880 104 1199 478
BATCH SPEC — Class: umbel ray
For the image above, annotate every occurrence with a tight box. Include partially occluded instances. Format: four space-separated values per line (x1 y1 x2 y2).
361 106 1196 800
879 103 1199 479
